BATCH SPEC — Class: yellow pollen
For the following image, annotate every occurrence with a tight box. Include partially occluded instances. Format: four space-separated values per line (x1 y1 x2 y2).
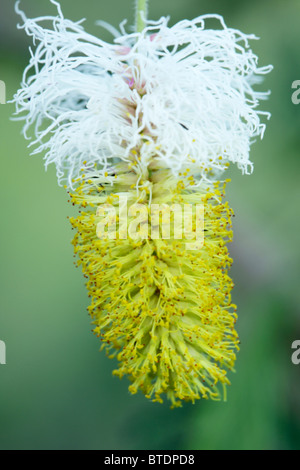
69 164 238 407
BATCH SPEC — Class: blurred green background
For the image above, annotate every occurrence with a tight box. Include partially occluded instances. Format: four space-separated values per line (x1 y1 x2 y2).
0 0 300 450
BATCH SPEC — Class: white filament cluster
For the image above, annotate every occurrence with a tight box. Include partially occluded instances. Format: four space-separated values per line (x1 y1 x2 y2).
13 0 272 187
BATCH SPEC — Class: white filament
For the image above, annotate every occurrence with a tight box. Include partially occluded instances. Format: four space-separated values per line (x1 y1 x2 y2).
13 0 272 187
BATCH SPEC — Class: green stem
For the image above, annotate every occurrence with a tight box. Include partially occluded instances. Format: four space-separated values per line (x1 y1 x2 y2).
136 0 148 33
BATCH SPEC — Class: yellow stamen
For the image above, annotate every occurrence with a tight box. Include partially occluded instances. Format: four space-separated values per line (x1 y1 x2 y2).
69 163 238 407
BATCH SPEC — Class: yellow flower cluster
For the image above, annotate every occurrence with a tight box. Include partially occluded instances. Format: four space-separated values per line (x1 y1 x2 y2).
69 163 239 407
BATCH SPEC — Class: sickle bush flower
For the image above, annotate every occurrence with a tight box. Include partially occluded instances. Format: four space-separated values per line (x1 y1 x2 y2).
13 0 272 407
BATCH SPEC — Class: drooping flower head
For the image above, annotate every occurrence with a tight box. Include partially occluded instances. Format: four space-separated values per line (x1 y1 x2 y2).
14 0 272 406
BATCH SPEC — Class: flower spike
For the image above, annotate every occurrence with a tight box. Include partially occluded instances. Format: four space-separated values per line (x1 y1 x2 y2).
14 0 272 406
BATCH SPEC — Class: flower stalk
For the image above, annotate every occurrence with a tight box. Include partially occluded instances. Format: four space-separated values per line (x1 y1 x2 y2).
136 0 148 32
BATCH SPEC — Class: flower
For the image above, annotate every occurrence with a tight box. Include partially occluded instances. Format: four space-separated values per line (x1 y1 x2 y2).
70 169 236 406
14 0 272 188
13 0 272 406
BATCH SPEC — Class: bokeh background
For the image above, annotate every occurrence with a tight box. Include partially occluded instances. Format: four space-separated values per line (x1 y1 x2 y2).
0 0 300 450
